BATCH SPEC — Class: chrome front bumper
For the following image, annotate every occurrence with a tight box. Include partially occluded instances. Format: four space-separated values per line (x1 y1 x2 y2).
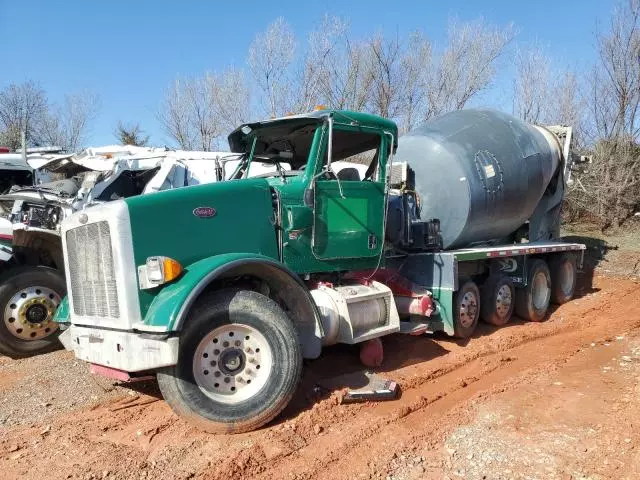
60 325 179 372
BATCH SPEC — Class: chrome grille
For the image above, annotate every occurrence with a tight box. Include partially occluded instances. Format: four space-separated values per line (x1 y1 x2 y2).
66 221 120 318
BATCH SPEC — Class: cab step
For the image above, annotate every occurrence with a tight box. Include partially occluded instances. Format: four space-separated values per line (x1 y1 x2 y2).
398 321 431 335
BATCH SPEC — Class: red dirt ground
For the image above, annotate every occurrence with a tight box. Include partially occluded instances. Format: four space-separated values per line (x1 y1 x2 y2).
0 273 639 480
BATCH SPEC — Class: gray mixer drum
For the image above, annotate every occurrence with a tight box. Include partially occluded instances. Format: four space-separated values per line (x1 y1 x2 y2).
395 109 562 249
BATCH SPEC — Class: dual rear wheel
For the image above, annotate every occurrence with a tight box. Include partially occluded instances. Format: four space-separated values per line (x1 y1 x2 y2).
452 254 577 338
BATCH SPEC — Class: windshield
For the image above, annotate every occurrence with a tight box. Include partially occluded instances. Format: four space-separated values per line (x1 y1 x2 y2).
229 123 319 181
0 169 33 194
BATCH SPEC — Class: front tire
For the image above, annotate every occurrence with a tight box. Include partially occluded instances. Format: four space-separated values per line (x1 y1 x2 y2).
0 266 65 357
157 289 302 434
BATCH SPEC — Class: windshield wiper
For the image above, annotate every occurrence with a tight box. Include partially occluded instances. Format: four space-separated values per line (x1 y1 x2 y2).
274 160 287 184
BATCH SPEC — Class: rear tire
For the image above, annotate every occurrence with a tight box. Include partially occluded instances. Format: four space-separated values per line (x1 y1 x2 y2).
0 266 65 358
549 255 577 304
157 289 302 434
481 275 515 326
452 280 480 338
515 259 551 322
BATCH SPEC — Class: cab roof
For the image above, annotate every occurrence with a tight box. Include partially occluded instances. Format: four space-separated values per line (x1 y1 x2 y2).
227 109 398 153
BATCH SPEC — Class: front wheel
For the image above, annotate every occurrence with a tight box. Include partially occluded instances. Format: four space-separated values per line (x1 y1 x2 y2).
0 266 65 357
157 289 302 434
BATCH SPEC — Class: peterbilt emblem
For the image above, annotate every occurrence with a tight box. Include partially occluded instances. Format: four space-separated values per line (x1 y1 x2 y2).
193 206 217 218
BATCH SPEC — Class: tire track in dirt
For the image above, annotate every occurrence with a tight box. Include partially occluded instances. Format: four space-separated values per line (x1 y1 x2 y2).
237 277 640 480
0 276 638 480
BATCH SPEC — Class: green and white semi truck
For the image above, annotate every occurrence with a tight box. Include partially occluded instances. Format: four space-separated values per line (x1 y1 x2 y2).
56 108 585 433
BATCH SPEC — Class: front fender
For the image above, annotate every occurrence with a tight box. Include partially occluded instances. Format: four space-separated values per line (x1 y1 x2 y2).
143 253 323 358
144 253 266 330
53 296 70 323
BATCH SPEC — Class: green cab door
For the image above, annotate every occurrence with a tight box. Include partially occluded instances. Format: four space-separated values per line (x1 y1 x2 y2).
309 123 389 261
311 179 385 259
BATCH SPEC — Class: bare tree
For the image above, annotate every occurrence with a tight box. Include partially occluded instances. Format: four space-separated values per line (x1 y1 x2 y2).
291 16 340 112
38 91 100 151
115 121 150 146
397 32 431 133
593 0 640 139
304 15 375 112
424 18 516 119
157 78 196 150
187 74 220 151
513 44 552 124
566 0 640 228
157 75 218 151
248 17 296 117
0 81 48 150
553 71 585 127
368 33 403 119
512 43 586 141
213 67 251 133
157 68 251 150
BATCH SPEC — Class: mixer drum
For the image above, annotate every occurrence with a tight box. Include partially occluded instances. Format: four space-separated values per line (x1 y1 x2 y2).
395 109 562 249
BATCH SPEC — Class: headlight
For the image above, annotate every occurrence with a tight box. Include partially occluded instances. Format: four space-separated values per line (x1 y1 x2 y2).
138 256 183 289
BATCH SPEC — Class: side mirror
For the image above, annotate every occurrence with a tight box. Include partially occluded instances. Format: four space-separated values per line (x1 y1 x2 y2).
303 186 315 207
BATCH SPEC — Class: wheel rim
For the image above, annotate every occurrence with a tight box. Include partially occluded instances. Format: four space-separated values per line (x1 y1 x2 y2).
193 323 273 405
559 261 575 296
459 291 478 328
532 271 550 310
495 284 512 319
3 286 60 341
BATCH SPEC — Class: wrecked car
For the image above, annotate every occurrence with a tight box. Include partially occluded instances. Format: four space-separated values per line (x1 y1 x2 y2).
0 145 260 357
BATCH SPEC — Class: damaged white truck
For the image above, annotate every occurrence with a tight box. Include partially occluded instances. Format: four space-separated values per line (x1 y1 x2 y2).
0 145 272 356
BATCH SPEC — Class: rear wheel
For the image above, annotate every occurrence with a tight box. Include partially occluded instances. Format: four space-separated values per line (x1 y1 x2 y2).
157 289 302 434
550 255 577 304
481 275 515 326
452 280 480 338
515 259 551 322
0 266 65 357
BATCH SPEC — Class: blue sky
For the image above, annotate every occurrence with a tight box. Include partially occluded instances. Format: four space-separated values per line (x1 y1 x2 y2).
1 0 613 147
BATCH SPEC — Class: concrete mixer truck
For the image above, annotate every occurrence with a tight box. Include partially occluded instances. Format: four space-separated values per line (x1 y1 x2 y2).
55 108 585 433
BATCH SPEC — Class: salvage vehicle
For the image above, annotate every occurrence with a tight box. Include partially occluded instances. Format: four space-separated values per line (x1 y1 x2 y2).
0 148 60 199
56 108 585 433
0 146 263 357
